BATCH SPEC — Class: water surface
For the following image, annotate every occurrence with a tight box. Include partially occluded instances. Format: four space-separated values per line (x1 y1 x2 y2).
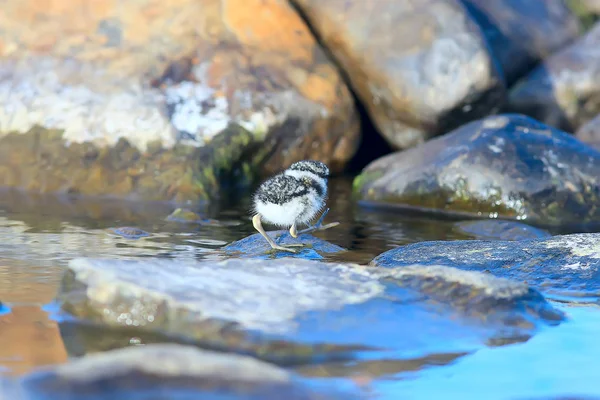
0 178 598 399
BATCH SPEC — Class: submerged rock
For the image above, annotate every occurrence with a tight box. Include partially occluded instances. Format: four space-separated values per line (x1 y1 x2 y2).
165 208 241 227
291 0 505 150
371 232 600 301
454 220 552 240
354 114 600 228
223 230 345 259
462 0 581 85
107 227 151 240
58 257 563 369
19 344 355 400
507 22 600 132
0 0 359 203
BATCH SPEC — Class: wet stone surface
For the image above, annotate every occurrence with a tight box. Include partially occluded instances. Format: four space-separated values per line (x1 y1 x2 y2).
454 220 552 240
462 0 580 85
353 114 600 228
16 344 357 400
507 21 600 132
57 257 564 372
107 227 151 240
223 230 346 259
371 232 600 301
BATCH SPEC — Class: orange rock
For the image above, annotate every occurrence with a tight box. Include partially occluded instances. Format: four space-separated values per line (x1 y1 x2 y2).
0 0 359 203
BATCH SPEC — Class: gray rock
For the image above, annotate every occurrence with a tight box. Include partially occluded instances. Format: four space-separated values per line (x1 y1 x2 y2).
507 22 600 132
576 113 600 149
291 0 506 150
222 230 345 259
58 257 564 368
18 344 354 400
462 0 581 85
353 114 600 228
371 232 600 301
454 220 552 240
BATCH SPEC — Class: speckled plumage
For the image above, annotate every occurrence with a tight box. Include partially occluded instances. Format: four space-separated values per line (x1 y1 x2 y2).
253 160 329 227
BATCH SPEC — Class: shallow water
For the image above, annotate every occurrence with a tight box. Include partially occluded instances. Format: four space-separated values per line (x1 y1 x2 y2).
0 177 599 399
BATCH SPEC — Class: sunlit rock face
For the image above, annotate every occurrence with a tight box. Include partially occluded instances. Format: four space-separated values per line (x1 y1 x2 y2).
56 257 563 371
372 232 600 302
0 0 359 203
291 0 506 150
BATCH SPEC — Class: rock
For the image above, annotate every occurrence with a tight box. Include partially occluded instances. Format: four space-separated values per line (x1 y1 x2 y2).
165 208 241 226
461 0 581 85
568 0 600 29
19 344 355 400
290 0 505 150
353 114 600 228
454 220 552 240
222 230 346 259
58 257 563 369
507 22 600 132
0 0 359 203
575 113 600 148
371 265 564 328
107 227 151 240
370 232 600 301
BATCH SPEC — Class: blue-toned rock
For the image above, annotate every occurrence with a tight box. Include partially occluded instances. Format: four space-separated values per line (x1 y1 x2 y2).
19 344 356 400
462 0 580 85
507 22 600 132
223 230 345 259
354 114 600 228
371 232 600 301
454 220 551 240
57 257 563 374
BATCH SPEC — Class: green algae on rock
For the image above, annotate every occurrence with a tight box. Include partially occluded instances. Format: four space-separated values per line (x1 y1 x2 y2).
354 114 600 228
0 0 359 203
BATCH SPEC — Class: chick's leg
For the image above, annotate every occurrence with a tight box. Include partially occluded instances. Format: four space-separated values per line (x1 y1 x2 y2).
252 214 300 253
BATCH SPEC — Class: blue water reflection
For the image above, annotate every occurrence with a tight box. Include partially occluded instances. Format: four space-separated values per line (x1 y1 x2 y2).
376 304 600 399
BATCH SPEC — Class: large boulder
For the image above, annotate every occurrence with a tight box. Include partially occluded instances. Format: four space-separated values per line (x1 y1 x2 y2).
290 0 506 150
371 232 600 301
57 257 563 371
18 344 355 400
507 22 600 132
0 0 359 203
353 114 600 228
461 0 581 85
